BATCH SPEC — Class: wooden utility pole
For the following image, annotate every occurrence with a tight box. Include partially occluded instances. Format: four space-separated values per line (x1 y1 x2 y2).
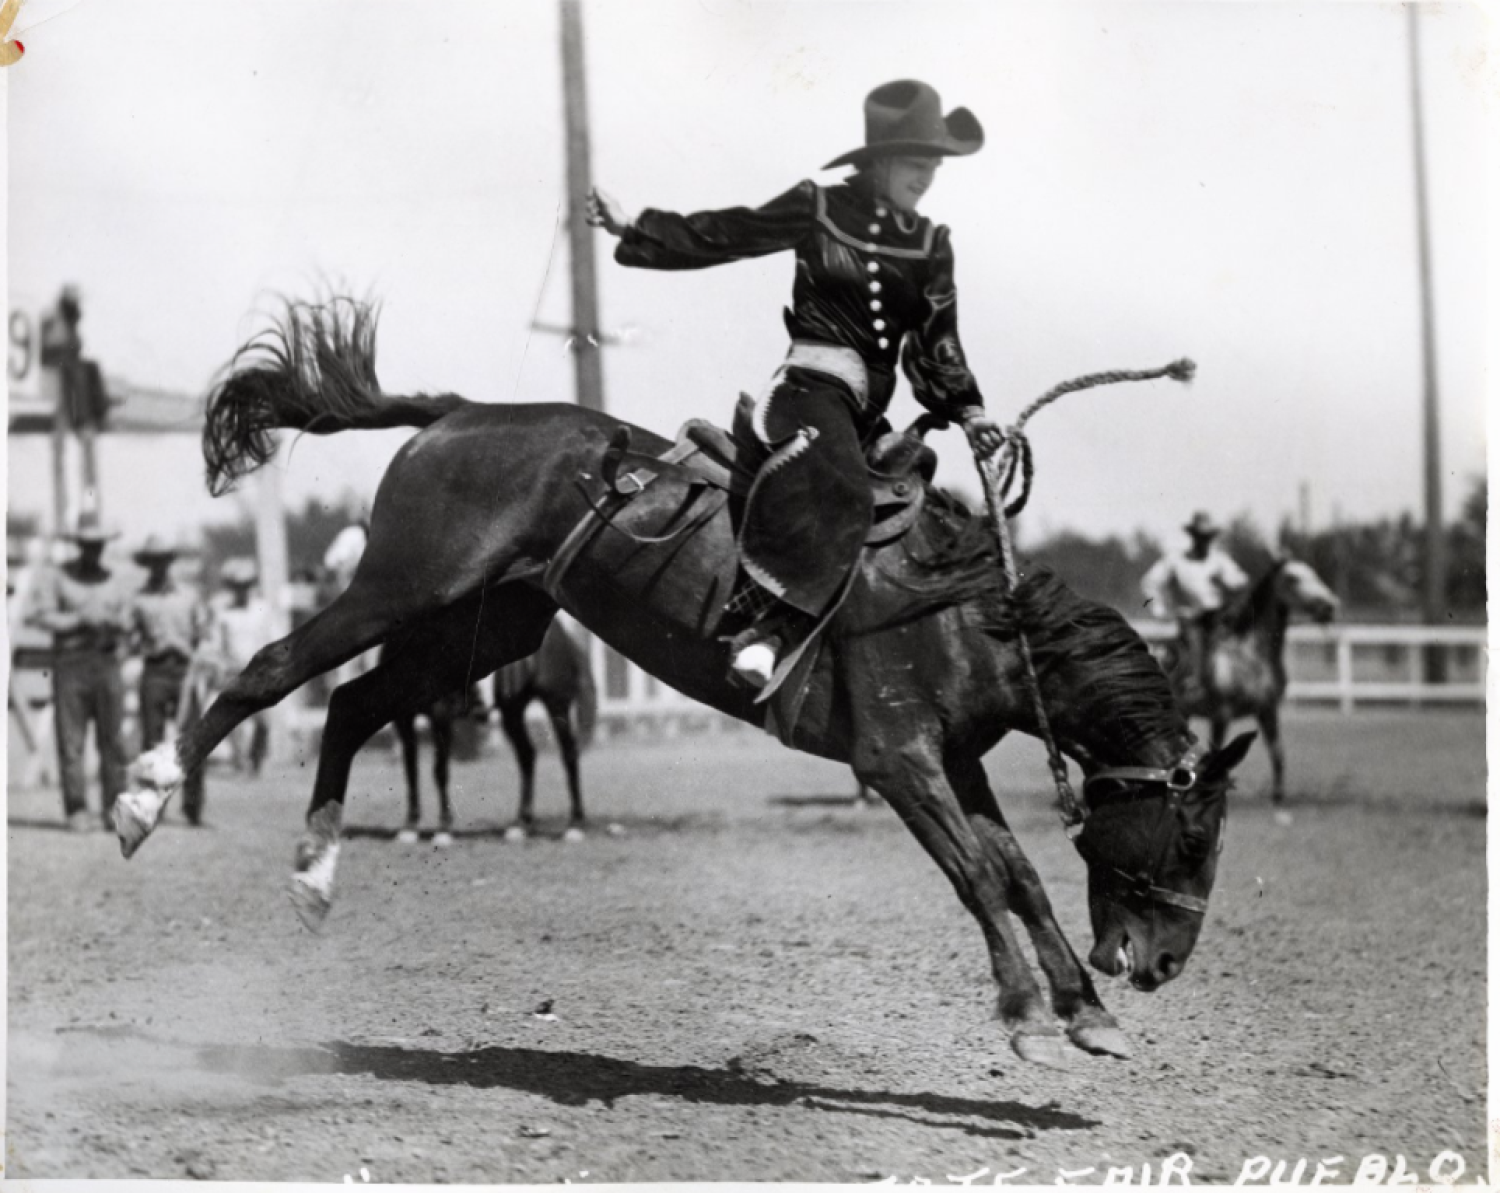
1406 4 1447 677
559 0 606 413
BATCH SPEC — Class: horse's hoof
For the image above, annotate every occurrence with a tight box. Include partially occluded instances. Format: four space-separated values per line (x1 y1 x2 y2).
562 826 585 844
287 873 332 933
1069 1022 1133 1059
395 828 420 846
113 788 168 859
1011 1029 1070 1069
1273 808 1294 827
433 830 454 849
504 825 528 843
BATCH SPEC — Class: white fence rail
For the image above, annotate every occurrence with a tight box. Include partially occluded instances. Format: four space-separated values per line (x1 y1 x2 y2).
585 623 1487 731
1131 622 1486 714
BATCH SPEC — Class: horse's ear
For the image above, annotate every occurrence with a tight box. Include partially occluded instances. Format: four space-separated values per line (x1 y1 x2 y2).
1200 731 1257 782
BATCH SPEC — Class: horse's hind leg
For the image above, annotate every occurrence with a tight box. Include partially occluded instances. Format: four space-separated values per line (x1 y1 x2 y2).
394 712 422 844
116 576 460 856
430 708 456 847
543 691 586 841
500 700 537 841
946 755 1128 1061
289 584 556 929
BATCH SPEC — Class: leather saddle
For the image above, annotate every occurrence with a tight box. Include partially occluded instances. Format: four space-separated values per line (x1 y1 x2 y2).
599 393 937 545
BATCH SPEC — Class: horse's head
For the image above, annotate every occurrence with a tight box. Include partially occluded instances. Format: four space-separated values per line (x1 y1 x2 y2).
1275 557 1340 624
1073 731 1256 991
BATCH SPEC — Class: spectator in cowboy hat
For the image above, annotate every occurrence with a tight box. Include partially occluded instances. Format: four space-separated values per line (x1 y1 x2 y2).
210 556 271 776
21 507 131 831
1141 511 1250 695
128 534 212 824
587 79 1006 690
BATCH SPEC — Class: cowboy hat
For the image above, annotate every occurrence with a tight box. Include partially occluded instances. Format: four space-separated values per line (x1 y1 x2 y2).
132 534 181 565
1183 511 1222 539
220 557 259 586
824 80 984 170
63 508 118 543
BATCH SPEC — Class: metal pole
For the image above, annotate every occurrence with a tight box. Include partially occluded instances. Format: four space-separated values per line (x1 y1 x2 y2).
560 0 605 413
1406 4 1447 679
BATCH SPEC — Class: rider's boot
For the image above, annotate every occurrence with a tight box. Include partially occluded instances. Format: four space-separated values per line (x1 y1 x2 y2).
730 629 784 689
727 605 815 690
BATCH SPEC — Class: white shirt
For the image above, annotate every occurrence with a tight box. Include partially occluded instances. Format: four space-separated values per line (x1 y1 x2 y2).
1141 547 1249 619
323 525 368 588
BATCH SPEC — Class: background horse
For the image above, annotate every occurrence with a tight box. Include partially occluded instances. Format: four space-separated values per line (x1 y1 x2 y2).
1160 556 1338 804
493 619 596 842
117 298 1255 1068
390 620 596 845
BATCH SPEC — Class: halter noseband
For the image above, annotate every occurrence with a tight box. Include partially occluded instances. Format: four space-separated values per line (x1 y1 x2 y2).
1078 760 1214 917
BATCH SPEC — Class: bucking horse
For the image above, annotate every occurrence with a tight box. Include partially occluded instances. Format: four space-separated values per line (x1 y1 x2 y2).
113 298 1254 1068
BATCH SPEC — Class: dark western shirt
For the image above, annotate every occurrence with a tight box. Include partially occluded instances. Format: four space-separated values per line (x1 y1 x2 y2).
615 175 985 424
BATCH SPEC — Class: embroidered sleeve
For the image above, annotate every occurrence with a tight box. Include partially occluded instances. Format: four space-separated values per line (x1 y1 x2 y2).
901 226 985 419
615 181 816 271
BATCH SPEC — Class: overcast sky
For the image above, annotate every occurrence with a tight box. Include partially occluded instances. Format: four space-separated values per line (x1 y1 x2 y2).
6 0 1493 548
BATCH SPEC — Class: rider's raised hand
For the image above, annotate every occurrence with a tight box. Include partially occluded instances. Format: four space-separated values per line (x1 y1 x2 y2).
961 413 1007 461
586 188 633 237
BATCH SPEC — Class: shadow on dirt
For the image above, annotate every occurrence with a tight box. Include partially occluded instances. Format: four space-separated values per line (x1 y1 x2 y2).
185 1037 1095 1140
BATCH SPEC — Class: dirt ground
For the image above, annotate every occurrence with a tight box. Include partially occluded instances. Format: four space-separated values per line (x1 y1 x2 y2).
6 708 1488 1184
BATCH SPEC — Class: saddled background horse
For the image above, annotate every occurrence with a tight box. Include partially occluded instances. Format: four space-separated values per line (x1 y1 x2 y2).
1157 557 1338 805
115 298 1255 1068
390 620 596 845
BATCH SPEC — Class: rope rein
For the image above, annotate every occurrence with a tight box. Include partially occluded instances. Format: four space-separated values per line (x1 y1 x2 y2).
969 358 1197 833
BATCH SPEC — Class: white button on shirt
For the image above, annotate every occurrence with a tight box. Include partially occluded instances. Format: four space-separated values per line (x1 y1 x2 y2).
866 261 880 274
869 300 882 311
869 280 882 292
867 223 881 236
877 337 890 349
873 319 887 331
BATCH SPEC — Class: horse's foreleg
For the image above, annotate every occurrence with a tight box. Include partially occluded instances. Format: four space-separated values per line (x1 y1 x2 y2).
946 755 1128 1061
290 586 556 929
500 702 537 841
545 694 586 840
1259 705 1285 805
852 742 1062 1068
394 713 421 844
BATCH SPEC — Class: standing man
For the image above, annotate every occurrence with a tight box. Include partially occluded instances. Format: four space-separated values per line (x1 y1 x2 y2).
322 518 374 689
214 557 273 776
22 509 132 831
1141 511 1250 695
129 535 211 825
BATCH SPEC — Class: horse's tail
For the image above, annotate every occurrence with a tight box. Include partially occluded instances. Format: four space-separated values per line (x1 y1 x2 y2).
202 296 475 496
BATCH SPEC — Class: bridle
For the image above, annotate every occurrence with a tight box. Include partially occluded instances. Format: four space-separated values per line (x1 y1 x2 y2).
1076 761 1220 917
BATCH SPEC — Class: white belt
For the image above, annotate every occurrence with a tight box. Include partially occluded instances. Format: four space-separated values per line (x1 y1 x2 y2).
752 342 872 445
782 342 869 407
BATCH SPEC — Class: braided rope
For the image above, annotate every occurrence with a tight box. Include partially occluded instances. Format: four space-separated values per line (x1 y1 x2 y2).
972 358 1198 832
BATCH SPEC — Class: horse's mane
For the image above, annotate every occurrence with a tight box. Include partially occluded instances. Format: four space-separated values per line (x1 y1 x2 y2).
881 490 1188 758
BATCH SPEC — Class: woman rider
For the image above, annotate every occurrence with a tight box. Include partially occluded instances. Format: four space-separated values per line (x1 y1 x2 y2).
588 80 1006 688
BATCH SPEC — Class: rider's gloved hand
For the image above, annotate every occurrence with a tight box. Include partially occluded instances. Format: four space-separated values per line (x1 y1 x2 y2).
586 188 635 237
960 410 1007 460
